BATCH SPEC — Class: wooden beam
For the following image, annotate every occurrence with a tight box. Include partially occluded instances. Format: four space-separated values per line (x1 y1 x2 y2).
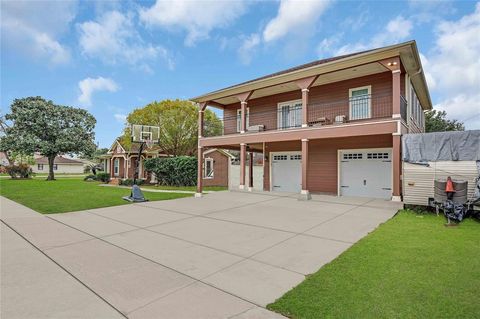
236 91 254 103
294 75 319 90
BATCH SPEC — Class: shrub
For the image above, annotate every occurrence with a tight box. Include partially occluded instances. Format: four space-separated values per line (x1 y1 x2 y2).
83 174 96 181
144 156 196 186
95 172 110 183
119 178 144 186
5 164 33 179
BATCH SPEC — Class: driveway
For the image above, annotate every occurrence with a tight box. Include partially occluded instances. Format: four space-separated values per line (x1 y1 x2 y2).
1 192 402 318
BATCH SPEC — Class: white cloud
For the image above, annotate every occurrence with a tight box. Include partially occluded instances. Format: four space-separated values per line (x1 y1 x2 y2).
424 3 480 129
263 0 332 43
78 11 174 71
334 15 413 55
114 113 127 123
139 0 247 46
78 77 119 107
238 33 261 65
1 0 77 64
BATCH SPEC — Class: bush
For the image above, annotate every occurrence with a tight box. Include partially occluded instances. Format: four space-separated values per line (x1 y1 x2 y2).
83 172 110 183
95 172 110 183
5 164 33 179
144 156 196 186
119 178 144 186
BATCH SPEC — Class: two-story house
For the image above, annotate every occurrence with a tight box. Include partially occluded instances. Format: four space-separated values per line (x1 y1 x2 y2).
192 41 431 201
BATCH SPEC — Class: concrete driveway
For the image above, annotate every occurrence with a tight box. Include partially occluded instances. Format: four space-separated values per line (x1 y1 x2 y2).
1 192 402 318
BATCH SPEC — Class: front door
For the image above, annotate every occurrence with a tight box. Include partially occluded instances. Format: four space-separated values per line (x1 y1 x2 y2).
271 152 302 192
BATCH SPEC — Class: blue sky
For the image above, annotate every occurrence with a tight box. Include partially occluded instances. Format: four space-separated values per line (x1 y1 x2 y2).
2 0 479 148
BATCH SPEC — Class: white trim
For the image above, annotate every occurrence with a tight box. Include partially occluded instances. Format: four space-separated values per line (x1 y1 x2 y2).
194 192 203 198
236 107 249 133
203 148 236 159
337 147 393 198
113 158 120 177
239 184 245 190
201 119 399 141
392 69 401 74
301 88 309 92
269 151 302 192
203 157 214 179
277 99 302 130
349 85 372 120
301 138 309 142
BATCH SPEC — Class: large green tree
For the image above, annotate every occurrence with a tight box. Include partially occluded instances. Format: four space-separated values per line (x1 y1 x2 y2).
425 110 465 132
122 99 222 156
1 97 96 180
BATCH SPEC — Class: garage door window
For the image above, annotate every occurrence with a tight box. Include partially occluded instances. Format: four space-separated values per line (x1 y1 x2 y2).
367 152 389 159
343 153 363 160
273 155 288 161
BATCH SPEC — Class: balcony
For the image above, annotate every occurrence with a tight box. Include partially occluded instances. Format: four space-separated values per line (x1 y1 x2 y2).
203 94 406 138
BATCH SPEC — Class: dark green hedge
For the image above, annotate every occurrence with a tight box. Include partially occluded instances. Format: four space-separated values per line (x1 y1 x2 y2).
144 156 196 186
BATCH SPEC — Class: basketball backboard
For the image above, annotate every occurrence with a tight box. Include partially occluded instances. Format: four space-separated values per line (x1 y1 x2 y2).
131 124 160 145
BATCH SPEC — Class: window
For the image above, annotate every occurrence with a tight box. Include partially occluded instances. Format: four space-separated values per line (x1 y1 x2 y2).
277 100 302 129
343 153 363 160
114 158 120 176
236 108 250 132
37 164 44 170
367 152 389 159
349 86 371 120
53 164 58 170
409 83 425 130
204 158 214 178
273 155 288 161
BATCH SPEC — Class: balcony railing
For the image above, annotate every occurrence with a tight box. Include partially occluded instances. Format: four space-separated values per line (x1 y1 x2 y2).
203 94 406 138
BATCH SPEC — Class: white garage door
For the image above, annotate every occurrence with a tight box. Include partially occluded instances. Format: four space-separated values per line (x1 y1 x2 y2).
340 149 392 199
271 152 301 192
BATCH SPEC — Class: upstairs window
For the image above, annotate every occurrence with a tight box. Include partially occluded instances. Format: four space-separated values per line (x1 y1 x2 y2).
349 86 371 120
236 108 250 132
277 100 302 129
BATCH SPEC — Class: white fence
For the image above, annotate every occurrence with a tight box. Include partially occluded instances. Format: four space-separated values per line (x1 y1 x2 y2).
229 164 264 190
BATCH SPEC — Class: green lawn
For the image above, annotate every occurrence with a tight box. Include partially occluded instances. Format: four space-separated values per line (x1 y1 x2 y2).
141 185 228 192
0 177 191 214
268 210 480 319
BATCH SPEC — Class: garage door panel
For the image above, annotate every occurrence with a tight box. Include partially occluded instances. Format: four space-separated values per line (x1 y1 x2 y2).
340 149 392 199
271 152 301 192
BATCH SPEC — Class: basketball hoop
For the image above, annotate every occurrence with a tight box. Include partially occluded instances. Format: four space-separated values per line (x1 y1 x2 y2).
122 124 160 203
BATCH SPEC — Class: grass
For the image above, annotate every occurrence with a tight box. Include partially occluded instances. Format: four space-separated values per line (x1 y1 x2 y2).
141 185 228 192
0 177 191 214
268 210 480 319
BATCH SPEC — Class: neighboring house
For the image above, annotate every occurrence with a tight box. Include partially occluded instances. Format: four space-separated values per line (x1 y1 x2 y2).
100 139 168 182
32 156 84 174
202 149 234 187
192 41 432 201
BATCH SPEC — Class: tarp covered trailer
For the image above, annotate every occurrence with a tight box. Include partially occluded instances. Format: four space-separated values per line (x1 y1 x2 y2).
402 130 480 206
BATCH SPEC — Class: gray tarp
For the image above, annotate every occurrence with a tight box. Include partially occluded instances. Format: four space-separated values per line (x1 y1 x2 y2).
402 130 480 162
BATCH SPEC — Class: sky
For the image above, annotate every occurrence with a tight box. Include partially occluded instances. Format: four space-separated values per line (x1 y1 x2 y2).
1 0 479 148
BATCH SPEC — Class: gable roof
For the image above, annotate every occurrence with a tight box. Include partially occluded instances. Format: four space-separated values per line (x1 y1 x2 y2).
203 148 235 159
36 156 83 165
108 138 164 155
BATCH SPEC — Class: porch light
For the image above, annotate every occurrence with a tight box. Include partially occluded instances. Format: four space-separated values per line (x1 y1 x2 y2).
387 61 398 66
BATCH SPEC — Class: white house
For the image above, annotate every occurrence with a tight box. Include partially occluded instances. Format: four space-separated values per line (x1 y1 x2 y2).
32 156 84 174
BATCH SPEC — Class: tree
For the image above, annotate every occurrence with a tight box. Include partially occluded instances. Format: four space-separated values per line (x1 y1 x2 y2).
425 110 465 132
122 99 222 156
80 147 109 162
1 97 96 180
